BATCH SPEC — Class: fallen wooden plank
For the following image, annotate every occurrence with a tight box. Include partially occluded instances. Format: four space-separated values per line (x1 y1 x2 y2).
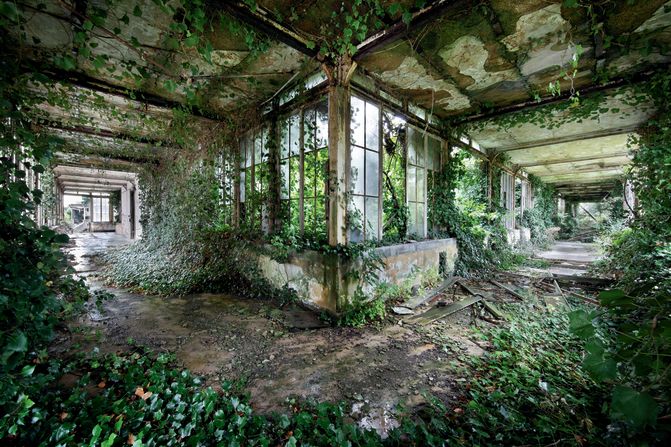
482 300 507 319
405 295 482 325
552 273 613 287
402 277 458 309
568 291 600 306
490 280 525 301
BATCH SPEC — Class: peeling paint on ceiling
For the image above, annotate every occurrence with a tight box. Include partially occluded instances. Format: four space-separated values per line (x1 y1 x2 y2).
377 56 471 111
501 4 569 53
438 35 520 90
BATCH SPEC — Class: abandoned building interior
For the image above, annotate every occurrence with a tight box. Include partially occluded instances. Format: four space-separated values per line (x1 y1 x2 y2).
1 0 670 445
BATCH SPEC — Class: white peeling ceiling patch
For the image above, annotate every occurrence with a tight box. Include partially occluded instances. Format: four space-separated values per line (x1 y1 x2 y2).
377 56 471 111
211 50 249 67
438 35 520 90
635 1 671 33
505 133 631 166
501 4 569 52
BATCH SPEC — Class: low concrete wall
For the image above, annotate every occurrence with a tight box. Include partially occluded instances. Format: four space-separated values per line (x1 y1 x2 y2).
259 238 458 313
90 222 116 232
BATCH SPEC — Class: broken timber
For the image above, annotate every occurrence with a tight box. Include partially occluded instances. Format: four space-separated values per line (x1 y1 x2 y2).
405 295 482 325
489 280 525 301
400 277 459 310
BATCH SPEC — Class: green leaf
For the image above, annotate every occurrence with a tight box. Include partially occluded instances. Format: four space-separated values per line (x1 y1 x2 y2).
583 340 617 381
611 386 658 429
133 5 142 17
184 34 199 47
3 331 28 363
568 309 595 339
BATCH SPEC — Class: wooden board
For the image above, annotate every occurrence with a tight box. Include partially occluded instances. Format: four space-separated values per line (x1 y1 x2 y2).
405 295 482 325
401 277 458 309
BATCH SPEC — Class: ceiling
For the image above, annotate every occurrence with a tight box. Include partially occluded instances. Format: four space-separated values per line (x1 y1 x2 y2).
6 0 671 201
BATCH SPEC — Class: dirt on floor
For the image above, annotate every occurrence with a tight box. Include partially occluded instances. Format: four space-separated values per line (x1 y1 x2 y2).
53 234 602 435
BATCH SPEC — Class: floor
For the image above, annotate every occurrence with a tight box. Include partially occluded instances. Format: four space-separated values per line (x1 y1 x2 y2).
534 241 600 276
56 232 495 435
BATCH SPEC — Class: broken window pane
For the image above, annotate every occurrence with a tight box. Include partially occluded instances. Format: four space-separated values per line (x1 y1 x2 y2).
351 146 365 195
350 96 365 147
365 102 379 150
365 150 378 196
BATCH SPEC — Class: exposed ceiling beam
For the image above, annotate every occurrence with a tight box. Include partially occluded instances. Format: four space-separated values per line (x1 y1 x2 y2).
219 1 317 57
520 152 630 168
532 165 625 177
457 67 662 126
497 127 638 152
355 0 466 60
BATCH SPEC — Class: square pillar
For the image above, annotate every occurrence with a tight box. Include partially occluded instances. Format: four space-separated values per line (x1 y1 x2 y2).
327 84 349 246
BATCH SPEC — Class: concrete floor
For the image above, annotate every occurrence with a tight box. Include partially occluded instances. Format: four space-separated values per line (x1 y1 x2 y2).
535 241 600 276
57 230 496 436
66 232 131 274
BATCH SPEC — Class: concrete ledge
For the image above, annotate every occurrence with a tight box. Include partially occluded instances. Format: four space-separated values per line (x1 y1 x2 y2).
258 238 459 313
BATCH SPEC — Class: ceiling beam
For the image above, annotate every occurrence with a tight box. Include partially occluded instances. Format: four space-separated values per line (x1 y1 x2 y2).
497 127 637 152
355 0 467 60
532 165 625 177
520 152 630 168
219 1 317 57
456 67 663 126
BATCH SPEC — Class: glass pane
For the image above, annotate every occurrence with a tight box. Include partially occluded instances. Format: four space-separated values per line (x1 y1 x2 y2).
315 197 327 238
350 146 365 195
290 113 300 156
365 101 379 150
407 165 416 203
428 136 441 171
239 140 246 169
102 198 109 221
304 198 315 232
365 197 379 240
407 127 416 165
417 203 425 237
239 171 245 202
254 133 263 164
417 167 425 202
408 203 417 235
350 96 365 147
281 161 289 200
365 149 379 197
316 101 328 148
316 149 328 197
246 135 253 167
304 109 316 153
290 199 300 231
349 195 365 243
289 157 300 199
304 152 316 199
280 119 290 159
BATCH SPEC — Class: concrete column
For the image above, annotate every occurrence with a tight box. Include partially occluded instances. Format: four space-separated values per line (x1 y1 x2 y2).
134 181 143 239
623 179 636 217
327 84 349 246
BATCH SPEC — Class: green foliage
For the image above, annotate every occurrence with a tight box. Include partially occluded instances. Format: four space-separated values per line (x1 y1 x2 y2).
521 174 557 248
0 65 93 437
428 148 510 275
338 293 386 327
1 349 385 446
569 71 671 443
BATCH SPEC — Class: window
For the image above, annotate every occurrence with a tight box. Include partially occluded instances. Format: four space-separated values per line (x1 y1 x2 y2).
92 197 110 222
216 152 235 226
406 126 426 237
381 109 407 241
349 96 381 242
278 99 329 242
302 102 329 241
239 127 270 231
500 171 515 229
